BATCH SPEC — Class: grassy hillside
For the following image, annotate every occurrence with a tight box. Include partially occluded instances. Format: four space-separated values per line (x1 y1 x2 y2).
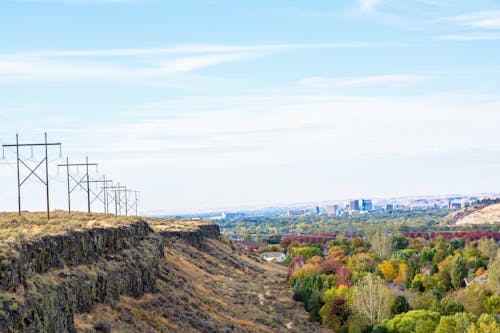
74 236 326 333
447 202 500 225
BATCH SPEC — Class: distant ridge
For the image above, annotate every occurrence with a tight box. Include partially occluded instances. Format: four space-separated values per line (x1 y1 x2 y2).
447 200 500 225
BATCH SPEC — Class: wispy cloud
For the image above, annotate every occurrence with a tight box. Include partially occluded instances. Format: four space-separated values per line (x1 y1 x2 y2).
0 42 399 84
445 10 500 29
360 0 382 12
298 74 427 88
436 32 500 41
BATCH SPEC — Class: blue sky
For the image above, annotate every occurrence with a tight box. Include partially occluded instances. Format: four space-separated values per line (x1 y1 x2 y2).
1 0 500 214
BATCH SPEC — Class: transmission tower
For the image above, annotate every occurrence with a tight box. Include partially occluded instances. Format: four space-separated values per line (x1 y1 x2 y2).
57 156 98 214
88 176 113 213
2 133 61 219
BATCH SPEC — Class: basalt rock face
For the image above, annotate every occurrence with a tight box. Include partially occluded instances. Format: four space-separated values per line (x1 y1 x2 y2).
158 223 220 248
0 220 153 292
0 219 220 333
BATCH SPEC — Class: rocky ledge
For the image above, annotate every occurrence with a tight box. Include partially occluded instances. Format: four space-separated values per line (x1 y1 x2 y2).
0 218 220 333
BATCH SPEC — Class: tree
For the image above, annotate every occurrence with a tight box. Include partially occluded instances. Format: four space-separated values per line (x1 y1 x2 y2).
392 234 410 250
406 257 420 288
305 290 324 322
488 249 500 295
467 313 499 333
383 310 441 333
350 274 394 326
379 261 398 281
391 295 411 316
451 256 468 289
319 284 352 330
290 245 322 260
432 298 465 316
434 312 476 333
370 230 393 259
477 237 498 260
451 283 489 316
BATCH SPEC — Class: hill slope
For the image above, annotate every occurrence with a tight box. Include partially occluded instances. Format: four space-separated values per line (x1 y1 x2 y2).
74 236 325 333
0 212 324 333
448 202 500 225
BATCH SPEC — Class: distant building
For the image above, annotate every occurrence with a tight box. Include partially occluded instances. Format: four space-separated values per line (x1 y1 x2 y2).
451 202 462 210
238 240 267 251
385 204 394 212
361 199 373 212
326 204 336 215
315 206 320 215
287 209 306 216
349 200 360 211
260 252 286 263
222 211 245 219
464 274 488 287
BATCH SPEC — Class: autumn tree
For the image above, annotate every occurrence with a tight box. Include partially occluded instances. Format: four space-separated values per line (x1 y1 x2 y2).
350 274 394 326
319 284 352 331
379 260 398 281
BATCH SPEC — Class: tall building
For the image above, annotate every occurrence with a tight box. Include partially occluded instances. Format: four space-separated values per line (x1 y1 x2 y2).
361 199 373 211
349 199 360 211
326 204 335 215
385 204 394 212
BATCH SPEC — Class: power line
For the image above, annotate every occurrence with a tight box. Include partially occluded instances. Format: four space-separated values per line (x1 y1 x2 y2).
57 157 98 214
2 133 62 219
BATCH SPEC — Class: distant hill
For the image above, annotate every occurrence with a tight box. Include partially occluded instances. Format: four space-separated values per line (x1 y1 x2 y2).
447 200 500 225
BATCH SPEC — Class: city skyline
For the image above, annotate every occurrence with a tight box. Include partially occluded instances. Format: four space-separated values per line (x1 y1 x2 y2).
1 1 500 213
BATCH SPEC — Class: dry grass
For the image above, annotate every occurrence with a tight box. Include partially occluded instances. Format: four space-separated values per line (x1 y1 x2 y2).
0 211 215 259
74 236 326 333
143 217 211 232
454 203 500 225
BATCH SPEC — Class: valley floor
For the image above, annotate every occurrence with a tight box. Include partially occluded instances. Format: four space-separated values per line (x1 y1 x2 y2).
75 237 327 333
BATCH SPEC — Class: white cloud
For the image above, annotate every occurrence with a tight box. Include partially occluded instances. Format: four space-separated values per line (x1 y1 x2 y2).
447 10 500 29
436 32 500 41
0 42 400 84
360 0 382 12
298 74 426 88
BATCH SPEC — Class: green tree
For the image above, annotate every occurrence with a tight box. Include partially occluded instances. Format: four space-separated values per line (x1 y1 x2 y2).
432 298 465 315
451 256 468 289
435 312 477 333
383 310 441 333
488 249 500 295
390 295 411 316
392 234 409 250
406 257 420 288
467 313 499 333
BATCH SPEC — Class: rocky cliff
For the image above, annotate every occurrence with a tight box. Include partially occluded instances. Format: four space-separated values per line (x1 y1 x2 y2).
0 216 220 333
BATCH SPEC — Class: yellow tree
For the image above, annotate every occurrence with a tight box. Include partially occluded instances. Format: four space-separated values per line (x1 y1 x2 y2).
379 260 398 281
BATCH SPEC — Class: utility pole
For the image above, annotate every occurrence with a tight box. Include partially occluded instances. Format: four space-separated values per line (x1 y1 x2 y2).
125 190 140 216
105 185 127 215
88 176 113 213
2 133 61 219
57 157 97 214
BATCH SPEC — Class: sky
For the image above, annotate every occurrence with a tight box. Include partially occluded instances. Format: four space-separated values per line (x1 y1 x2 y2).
0 0 500 214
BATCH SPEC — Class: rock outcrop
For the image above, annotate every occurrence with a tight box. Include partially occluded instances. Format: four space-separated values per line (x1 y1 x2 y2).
0 218 220 333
